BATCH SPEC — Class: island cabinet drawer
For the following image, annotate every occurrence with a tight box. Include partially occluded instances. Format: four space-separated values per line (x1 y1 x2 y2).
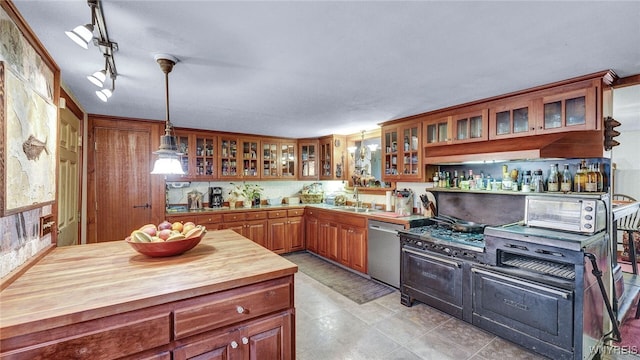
246 211 267 220
268 210 287 219
223 213 245 222
287 209 305 217
0 308 171 360
173 276 293 340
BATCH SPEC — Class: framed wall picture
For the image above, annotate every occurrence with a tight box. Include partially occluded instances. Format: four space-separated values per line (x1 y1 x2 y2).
1 61 57 216
1 2 59 217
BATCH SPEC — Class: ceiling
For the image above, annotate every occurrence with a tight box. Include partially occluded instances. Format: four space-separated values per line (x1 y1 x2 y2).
12 1 640 138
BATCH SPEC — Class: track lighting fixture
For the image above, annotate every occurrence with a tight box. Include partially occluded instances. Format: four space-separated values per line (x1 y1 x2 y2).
66 0 119 101
96 76 114 102
87 57 108 87
151 54 185 175
65 23 94 49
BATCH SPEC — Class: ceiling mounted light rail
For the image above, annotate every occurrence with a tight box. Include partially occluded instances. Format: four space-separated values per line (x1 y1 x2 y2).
65 0 118 102
151 54 185 175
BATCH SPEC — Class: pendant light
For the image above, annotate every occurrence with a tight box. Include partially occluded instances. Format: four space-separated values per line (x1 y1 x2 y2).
151 54 185 175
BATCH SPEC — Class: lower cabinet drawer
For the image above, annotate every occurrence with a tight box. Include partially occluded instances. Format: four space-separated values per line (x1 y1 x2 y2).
1 310 171 360
173 277 293 339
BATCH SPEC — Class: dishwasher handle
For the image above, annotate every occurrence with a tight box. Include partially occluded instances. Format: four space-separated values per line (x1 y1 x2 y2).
368 224 400 235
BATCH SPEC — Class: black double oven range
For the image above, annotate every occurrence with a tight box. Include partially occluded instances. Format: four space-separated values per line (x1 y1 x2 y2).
398 194 611 360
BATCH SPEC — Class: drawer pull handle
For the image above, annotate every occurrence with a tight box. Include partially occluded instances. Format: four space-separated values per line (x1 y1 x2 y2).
236 305 248 314
242 337 249 345
231 341 238 349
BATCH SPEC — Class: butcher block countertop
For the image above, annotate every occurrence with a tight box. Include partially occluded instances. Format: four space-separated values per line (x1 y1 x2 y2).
0 230 298 340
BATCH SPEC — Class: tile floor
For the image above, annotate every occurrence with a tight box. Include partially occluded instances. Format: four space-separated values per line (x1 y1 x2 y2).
293 271 640 360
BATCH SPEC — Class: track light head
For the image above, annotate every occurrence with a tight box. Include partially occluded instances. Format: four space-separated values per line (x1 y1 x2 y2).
65 23 94 49
87 69 106 87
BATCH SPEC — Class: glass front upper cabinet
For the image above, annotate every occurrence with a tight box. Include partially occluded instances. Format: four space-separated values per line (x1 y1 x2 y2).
489 100 533 139
452 109 488 143
424 116 451 146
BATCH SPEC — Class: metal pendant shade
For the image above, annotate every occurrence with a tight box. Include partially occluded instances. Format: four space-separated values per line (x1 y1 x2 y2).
151 54 185 175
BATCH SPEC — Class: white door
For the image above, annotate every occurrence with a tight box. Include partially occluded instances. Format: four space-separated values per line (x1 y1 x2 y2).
57 106 81 246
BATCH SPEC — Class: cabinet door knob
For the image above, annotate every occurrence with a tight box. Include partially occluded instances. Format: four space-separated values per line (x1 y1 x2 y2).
242 337 249 345
236 305 248 314
231 341 238 349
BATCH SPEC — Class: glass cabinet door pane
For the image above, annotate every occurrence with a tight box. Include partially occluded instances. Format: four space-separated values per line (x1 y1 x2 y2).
410 127 419 150
544 101 562 129
469 116 482 138
496 111 511 135
457 118 469 140
427 124 437 144
513 107 529 133
565 96 586 125
438 122 448 142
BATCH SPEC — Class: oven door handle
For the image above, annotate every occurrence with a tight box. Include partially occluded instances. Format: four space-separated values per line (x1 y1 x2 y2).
471 268 571 299
402 248 461 268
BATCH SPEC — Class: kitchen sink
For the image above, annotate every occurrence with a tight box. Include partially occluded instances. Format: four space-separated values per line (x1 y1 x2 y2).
337 206 381 213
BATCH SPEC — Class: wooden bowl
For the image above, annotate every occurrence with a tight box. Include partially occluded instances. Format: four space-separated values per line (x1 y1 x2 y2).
125 235 203 257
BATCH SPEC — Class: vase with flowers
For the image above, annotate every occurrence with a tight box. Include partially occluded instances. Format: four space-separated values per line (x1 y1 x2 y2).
228 182 263 208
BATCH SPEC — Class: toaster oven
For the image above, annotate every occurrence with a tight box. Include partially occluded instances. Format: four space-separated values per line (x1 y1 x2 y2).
524 195 607 234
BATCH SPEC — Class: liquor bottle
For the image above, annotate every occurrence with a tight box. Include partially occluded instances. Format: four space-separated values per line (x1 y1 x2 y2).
468 169 474 180
574 161 587 192
595 162 604 192
547 164 560 192
586 163 598 192
560 164 573 193
453 170 459 188
445 171 451 188
561 164 572 192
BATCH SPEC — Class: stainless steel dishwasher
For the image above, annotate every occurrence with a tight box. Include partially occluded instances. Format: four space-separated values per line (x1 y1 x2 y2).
368 219 405 288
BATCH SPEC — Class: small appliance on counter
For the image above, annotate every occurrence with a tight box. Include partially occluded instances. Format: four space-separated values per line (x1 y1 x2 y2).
187 189 203 210
395 189 414 216
208 187 223 208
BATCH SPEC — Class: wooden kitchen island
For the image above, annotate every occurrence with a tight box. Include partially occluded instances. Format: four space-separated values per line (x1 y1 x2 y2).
0 230 297 359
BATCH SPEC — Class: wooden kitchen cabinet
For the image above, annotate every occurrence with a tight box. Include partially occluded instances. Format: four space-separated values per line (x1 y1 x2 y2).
318 217 339 261
489 84 597 139
174 311 292 360
423 115 452 147
196 214 224 231
299 140 318 179
169 130 217 180
451 109 488 144
319 135 346 180
337 215 367 273
267 209 305 254
222 212 268 248
305 209 319 253
489 98 535 140
240 138 260 179
261 138 297 179
382 121 422 181
219 135 240 179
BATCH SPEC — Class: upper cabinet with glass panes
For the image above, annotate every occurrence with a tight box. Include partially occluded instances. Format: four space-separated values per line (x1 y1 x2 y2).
489 81 598 139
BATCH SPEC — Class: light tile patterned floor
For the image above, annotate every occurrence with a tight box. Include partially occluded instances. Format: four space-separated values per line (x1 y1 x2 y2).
294 271 640 360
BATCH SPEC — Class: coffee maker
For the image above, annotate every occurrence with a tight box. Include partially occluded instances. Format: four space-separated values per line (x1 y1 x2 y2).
208 187 223 208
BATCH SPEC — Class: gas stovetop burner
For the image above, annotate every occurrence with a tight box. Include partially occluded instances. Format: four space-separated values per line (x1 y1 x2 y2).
404 224 485 250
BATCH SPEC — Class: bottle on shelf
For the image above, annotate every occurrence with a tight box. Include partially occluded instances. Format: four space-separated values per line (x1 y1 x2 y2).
532 169 545 192
521 170 532 192
574 160 587 192
561 164 572 193
547 164 560 192
453 170 459 188
586 163 598 192
595 162 604 192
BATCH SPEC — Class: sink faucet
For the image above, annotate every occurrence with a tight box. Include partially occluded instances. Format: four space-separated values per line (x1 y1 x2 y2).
353 186 361 209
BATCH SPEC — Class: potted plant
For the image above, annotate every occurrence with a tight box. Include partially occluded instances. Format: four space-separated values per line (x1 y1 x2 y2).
229 182 263 208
